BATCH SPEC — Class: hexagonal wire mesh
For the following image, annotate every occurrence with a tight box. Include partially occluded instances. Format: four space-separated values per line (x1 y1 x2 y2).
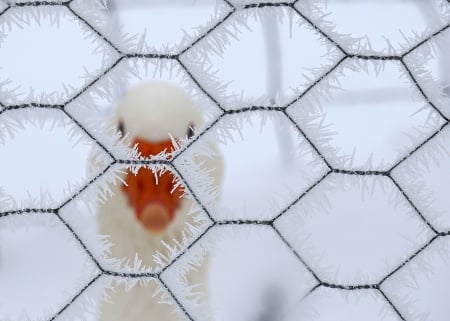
1 0 450 321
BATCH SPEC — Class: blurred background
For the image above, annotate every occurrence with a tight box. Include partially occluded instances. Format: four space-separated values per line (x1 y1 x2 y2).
1 0 450 320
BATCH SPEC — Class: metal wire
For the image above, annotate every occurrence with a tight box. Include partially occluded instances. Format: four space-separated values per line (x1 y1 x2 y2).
0 1 449 320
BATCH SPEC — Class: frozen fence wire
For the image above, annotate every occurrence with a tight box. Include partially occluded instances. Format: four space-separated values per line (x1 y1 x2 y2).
0 0 450 320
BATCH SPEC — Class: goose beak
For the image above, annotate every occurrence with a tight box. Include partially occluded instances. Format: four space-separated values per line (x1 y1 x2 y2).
122 138 184 234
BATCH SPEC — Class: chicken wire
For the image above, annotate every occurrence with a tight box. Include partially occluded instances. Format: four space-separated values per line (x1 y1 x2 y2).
1 0 450 321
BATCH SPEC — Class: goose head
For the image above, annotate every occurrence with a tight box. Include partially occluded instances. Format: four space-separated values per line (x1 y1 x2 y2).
115 82 202 234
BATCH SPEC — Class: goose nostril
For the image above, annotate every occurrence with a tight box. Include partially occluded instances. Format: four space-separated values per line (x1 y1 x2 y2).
137 180 144 192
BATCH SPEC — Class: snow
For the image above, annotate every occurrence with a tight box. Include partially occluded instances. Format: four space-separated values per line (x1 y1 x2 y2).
0 1 449 321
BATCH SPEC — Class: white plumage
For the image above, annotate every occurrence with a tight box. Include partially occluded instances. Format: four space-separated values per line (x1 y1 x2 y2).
96 82 222 321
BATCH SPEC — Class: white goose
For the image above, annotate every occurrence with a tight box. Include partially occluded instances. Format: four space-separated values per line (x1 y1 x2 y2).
96 82 222 321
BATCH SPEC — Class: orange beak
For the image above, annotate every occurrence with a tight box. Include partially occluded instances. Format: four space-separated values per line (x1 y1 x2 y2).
122 138 184 234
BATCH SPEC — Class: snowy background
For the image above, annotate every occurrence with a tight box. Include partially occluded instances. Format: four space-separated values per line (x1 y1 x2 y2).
1 0 450 320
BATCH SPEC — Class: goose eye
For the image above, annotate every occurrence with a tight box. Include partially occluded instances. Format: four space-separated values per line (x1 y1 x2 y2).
186 124 195 139
118 121 125 136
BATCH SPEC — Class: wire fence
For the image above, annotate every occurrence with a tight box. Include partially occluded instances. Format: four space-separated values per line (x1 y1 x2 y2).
1 0 450 320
